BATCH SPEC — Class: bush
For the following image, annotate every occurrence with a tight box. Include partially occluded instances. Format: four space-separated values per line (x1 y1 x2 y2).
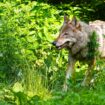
0 0 105 105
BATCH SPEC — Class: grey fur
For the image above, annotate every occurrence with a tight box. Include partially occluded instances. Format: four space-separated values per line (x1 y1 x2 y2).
52 16 105 91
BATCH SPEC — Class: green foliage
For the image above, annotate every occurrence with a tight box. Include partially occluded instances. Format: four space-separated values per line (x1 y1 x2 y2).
0 0 66 101
0 0 105 105
87 31 99 59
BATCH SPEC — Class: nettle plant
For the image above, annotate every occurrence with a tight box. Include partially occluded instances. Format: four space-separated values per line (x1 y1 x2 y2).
0 1 68 96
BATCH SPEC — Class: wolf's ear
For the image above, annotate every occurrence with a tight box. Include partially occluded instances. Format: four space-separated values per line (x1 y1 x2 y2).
71 16 77 26
64 15 69 23
76 23 81 31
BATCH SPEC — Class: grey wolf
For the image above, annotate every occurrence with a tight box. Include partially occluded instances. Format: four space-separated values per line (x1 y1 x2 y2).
52 15 105 91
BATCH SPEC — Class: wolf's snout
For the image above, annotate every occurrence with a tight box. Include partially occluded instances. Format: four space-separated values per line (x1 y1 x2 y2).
52 41 56 46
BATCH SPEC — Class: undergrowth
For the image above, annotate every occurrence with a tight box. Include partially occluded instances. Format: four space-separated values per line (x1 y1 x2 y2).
0 0 105 105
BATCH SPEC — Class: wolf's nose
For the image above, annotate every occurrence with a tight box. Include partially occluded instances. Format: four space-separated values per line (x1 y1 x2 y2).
52 41 56 46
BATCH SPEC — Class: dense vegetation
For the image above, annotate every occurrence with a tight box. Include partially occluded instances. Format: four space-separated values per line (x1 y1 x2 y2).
0 0 105 105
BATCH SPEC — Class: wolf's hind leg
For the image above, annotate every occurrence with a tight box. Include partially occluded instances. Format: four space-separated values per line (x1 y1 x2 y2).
81 69 92 86
82 59 96 86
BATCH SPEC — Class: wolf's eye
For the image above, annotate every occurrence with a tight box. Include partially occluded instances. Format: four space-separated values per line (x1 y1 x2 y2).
65 32 68 35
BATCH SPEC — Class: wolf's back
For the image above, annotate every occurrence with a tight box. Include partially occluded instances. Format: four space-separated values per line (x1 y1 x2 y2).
89 20 105 57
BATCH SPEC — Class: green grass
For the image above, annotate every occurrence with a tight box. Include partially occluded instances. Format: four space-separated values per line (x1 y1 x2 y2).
0 1 105 105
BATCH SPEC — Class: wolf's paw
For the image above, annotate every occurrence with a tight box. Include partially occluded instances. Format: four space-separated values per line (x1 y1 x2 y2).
62 84 68 92
81 81 89 87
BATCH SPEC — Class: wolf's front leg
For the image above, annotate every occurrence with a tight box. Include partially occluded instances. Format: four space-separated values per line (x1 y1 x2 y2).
82 58 96 86
63 54 76 91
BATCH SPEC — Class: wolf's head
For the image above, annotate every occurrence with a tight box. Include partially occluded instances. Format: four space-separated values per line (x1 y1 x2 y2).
52 15 81 50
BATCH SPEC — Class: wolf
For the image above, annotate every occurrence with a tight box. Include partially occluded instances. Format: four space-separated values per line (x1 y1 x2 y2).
52 15 105 91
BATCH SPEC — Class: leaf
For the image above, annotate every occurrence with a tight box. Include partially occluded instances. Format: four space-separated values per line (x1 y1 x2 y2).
12 82 23 93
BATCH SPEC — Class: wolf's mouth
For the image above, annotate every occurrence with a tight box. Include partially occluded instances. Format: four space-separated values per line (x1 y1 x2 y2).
56 42 69 50
56 46 62 50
